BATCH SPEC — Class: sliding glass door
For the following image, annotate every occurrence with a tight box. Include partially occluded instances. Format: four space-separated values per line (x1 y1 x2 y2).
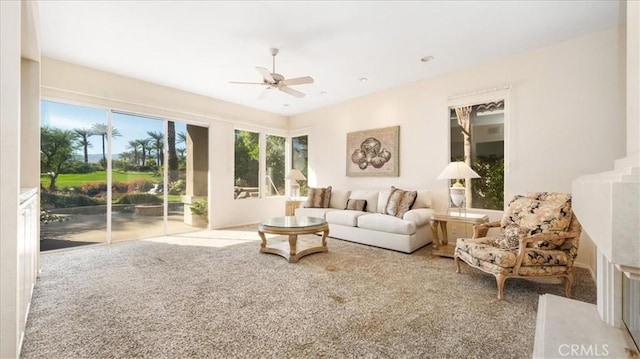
110 112 166 241
40 100 108 249
40 100 209 249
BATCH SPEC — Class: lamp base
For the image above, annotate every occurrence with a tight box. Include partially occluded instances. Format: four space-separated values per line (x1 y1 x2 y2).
291 183 300 200
448 186 467 216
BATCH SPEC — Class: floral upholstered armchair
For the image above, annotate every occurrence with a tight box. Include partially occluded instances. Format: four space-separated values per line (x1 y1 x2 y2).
454 192 582 300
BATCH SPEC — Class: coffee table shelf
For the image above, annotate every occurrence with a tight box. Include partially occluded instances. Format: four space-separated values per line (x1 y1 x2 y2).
258 216 329 263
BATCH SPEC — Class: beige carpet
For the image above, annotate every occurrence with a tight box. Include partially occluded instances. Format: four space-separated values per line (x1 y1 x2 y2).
21 233 596 358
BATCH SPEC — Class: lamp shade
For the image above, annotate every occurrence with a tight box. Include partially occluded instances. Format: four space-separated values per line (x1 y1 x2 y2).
436 161 480 180
286 169 307 181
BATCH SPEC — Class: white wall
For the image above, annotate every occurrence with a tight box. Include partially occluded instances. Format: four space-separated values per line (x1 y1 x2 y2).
41 58 291 228
289 27 627 269
0 2 23 357
1 1 42 357
628 0 640 157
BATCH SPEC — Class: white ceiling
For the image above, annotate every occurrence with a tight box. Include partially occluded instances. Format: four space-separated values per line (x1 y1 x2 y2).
38 1 621 117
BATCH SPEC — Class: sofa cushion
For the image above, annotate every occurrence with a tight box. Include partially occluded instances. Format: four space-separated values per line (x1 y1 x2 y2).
349 191 379 213
357 213 416 235
295 207 338 219
384 186 417 218
411 190 432 209
329 189 351 209
377 190 392 212
402 208 433 227
326 210 369 227
345 199 366 211
305 186 332 208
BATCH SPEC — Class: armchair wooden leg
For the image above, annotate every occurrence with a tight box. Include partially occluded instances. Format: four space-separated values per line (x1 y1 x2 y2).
495 274 507 300
564 273 574 298
454 254 461 273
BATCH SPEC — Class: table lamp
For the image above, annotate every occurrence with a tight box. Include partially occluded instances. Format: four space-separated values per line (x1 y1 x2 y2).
436 161 480 214
286 169 306 199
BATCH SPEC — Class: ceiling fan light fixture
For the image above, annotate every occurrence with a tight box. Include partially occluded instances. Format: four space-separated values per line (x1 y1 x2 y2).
229 48 313 99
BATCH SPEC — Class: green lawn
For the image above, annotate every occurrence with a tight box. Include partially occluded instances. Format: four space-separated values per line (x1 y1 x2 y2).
41 171 161 189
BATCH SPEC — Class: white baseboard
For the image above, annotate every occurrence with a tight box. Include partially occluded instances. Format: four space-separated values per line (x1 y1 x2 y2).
575 262 597 283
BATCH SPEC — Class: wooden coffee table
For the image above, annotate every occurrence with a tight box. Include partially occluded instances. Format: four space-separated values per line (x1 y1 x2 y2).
258 216 329 263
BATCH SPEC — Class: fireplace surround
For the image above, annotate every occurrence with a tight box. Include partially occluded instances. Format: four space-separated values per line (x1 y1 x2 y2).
623 274 640 350
571 153 639 354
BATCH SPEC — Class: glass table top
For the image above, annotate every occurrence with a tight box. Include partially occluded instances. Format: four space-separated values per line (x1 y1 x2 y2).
261 216 326 228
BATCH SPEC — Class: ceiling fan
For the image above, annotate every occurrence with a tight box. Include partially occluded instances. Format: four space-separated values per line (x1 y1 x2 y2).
229 48 314 99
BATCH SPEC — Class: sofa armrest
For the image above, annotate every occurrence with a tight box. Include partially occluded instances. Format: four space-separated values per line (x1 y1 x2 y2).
402 208 434 227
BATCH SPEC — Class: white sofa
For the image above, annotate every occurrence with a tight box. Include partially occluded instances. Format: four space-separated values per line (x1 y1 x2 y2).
294 189 434 253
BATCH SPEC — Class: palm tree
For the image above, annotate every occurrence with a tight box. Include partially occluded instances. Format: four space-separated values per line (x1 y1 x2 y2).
177 131 187 144
135 138 151 166
147 130 164 167
168 122 178 181
176 147 186 160
127 140 140 166
91 123 121 167
73 128 94 163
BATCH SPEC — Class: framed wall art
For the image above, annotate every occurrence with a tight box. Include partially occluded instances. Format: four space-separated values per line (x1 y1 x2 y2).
346 125 399 177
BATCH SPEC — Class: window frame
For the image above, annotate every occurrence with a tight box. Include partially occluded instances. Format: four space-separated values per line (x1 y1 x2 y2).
264 133 287 198
290 133 309 198
446 87 510 211
233 127 261 200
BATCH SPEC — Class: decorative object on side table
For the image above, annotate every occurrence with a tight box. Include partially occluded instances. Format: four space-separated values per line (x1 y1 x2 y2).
436 161 480 215
430 212 489 258
286 169 306 199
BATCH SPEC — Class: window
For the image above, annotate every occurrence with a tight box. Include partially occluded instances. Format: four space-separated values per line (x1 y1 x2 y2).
265 134 285 197
291 135 308 196
234 129 259 199
449 100 504 210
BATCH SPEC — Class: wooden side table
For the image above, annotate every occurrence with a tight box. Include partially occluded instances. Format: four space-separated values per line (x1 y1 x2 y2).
285 200 303 216
430 212 489 258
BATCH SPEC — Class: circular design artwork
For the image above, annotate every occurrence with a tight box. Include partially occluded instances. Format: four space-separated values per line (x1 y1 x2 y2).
350 137 392 170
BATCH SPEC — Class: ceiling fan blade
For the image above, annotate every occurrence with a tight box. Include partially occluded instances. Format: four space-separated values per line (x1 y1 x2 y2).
281 76 314 86
229 81 266 85
257 87 272 99
279 86 305 98
255 67 275 84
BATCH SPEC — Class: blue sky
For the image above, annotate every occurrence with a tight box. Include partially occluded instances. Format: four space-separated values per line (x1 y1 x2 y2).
41 100 186 157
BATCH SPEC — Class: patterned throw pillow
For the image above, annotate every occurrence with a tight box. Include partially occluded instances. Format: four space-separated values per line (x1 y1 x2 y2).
345 199 367 211
384 186 417 218
496 224 523 250
305 186 332 208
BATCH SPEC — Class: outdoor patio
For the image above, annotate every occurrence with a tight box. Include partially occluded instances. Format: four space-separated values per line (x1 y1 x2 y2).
40 212 205 251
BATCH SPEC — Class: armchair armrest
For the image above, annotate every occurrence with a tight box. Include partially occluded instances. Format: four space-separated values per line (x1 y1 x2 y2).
473 221 501 239
512 230 582 273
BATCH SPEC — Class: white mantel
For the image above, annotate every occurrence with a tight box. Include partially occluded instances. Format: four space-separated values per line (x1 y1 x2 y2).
573 154 640 272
